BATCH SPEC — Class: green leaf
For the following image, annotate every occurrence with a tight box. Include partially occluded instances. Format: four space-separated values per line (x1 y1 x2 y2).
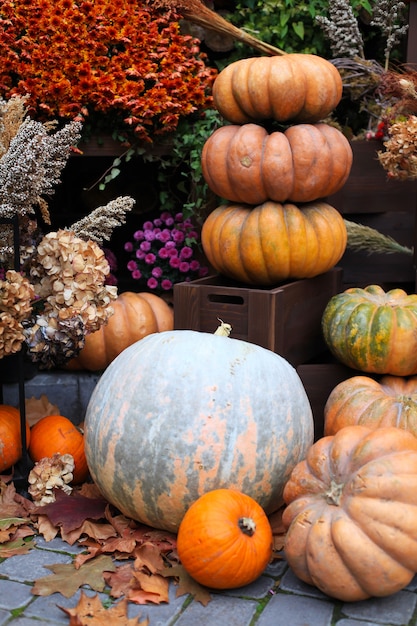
292 21 305 40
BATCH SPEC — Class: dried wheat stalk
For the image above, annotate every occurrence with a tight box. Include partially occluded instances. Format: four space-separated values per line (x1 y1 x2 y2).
150 0 286 56
345 219 413 256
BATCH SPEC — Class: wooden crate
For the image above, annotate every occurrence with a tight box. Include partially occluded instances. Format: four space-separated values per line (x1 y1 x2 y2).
296 357 385 441
327 141 417 291
173 268 342 367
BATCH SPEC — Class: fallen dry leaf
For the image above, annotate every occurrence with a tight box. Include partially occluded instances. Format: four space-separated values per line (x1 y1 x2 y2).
31 554 116 598
160 564 212 606
36 514 60 542
127 570 169 605
0 537 36 558
0 478 36 518
61 519 117 547
59 591 149 625
34 489 108 533
103 563 135 599
25 394 60 427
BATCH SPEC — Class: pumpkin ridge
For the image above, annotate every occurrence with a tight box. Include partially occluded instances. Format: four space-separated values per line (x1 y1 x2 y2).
329 510 412 597
240 206 269 283
346 500 417 572
221 206 255 284
305 508 368 600
287 204 311 276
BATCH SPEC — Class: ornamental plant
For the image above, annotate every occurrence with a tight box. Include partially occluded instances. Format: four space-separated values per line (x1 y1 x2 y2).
0 0 217 144
0 95 135 368
125 211 208 293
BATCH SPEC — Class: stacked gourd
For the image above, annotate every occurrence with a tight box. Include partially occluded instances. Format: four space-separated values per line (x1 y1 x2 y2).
200 54 353 286
282 285 417 601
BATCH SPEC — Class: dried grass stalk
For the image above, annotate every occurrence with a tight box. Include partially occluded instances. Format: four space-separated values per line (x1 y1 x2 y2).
345 219 413 256
150 0 286 56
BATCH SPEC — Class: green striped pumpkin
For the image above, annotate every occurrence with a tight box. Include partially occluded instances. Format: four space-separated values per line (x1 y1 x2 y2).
84 330 314 532
322 285 417 376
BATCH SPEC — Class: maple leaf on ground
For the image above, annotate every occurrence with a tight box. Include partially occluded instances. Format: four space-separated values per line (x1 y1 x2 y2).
31 554 116 598
37 514 60 542
103 563 135 599
34 489 108 534
0 517 32 541
61 519 117 547
0 537 36 558
128 569 169 604
105 508 177 552
59 592 149 626
0 479 37 518
133 542 166 574
160 564 212 606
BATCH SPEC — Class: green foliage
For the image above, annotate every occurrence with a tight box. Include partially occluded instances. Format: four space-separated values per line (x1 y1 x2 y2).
215 0 376 67
145 109 224 223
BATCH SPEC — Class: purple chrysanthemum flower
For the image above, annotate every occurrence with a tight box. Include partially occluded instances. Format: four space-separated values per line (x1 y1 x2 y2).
147 277 159 289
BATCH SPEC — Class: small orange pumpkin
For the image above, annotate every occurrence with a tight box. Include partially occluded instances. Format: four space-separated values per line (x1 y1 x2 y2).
324 375 417 437
66 291 174 371
177 489 273 589
29 415 88 484
0 404 30 472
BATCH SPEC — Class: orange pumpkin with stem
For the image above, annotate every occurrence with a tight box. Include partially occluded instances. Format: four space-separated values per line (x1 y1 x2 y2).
0 404 30 472
29 415 88 484
283 425 417 601
177 489 273 589
321 285 417 376
212 54 343 125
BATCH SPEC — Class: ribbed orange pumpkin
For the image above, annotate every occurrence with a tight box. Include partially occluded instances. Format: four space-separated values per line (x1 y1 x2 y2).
66 291 173 371
29 415 88 484
212 54 343 124
84 329 314 532
0 404 30 472
201 123 353 205
324 375 417 437
283 425 417 601
177 489 273 589
201 201 347 285
322 285 417 376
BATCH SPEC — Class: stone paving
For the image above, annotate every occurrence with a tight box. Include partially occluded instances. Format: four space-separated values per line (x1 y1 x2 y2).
2 372 417 625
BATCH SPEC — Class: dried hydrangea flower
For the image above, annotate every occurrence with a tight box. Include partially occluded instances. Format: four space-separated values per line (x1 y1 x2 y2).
28 453 75 505
23 307 86 369
378 115 417 180
29 229 117 333
0 270 34 357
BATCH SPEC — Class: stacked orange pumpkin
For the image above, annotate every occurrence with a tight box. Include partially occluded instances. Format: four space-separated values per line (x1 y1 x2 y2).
200 53 352 286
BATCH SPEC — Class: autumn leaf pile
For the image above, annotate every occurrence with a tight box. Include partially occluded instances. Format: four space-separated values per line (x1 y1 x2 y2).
0 475 213 624
0 473 286 624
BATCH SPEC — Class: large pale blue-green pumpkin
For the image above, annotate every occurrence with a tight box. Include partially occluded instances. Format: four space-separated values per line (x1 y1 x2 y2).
84 330 314 532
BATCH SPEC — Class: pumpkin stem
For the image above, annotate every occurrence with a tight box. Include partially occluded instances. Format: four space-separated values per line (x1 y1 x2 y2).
238 516 256 536
214 318 232 337
324 480 344 506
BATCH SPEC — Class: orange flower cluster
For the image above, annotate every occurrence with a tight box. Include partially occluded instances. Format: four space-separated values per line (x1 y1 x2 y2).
0 0 217 143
